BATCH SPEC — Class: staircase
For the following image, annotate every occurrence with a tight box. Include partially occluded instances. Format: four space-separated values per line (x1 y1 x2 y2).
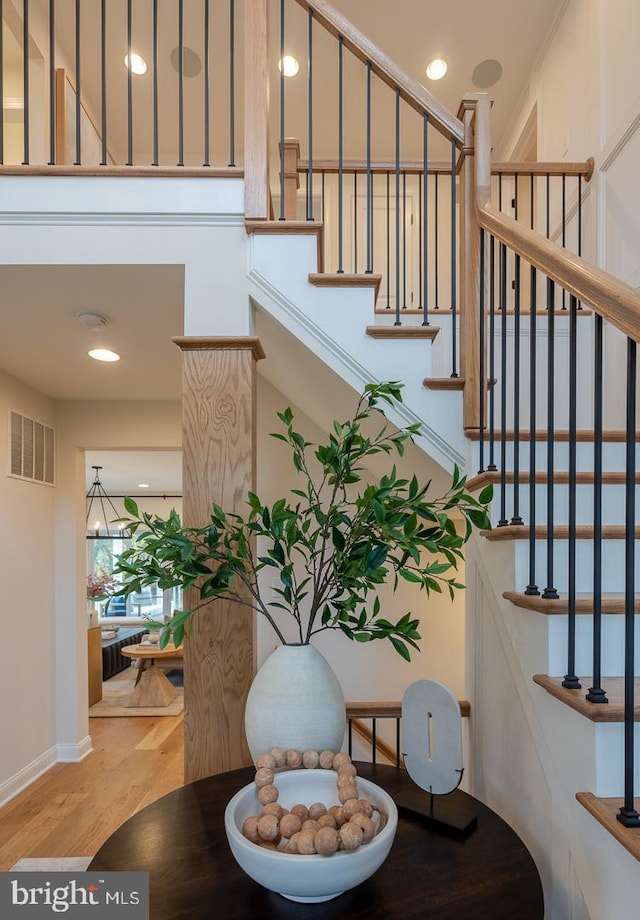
3 0 640 914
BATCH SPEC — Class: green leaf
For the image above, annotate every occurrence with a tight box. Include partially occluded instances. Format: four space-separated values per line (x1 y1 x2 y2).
123 496 139 517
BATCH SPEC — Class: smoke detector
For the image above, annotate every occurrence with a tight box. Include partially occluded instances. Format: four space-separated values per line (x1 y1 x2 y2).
76 311 109 332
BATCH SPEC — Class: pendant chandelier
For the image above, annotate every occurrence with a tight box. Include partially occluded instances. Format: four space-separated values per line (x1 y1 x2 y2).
86 465 131 540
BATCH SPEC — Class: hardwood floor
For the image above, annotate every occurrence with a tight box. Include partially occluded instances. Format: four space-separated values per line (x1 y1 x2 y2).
0 714 184 870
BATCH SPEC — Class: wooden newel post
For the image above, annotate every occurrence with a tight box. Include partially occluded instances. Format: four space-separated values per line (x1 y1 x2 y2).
459 93 491 434
244 0 270 219
173 336 265 782
282 138 301 220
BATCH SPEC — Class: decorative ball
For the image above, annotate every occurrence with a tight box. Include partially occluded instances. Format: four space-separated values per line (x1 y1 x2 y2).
339 821 363 850
255 767 274 788
308 802 327 820
279 813 302 839
258 784 279 805
257 813 280 842
286 749 302 769
270 747 286 768
319 750 335 769
315 826 340 856
256 753 276 771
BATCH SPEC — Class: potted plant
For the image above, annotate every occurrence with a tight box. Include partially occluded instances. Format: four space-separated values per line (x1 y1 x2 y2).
112 382 492 755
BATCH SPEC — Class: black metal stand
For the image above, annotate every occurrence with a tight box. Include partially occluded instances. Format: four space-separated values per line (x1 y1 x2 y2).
395 786 478 840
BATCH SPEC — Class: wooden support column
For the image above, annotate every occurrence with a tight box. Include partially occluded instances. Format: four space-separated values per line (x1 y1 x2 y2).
459 93 491 434
173 335 265 782
282 137 301 219
244 0 270 219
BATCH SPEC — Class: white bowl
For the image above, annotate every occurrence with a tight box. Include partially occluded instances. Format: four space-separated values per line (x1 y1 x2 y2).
224 769 398 903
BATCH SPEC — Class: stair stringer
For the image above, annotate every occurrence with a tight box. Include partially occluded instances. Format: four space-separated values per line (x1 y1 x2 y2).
468 535 640 920
246 230 465 473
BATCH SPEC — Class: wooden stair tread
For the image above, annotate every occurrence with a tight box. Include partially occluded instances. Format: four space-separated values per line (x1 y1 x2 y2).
576 793 640 862
366 325 439 339
424 377 496 391
504 591 640 615
309 272 381 299
245 219 324 272
467 470 640 490
533 675 640 722
481 524 638 541
467 429 640 442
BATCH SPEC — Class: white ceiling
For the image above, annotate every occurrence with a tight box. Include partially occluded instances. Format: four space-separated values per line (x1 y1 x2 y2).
3 0 567 493
85 450 182 494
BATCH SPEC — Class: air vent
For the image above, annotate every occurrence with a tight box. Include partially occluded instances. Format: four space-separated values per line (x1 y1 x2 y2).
9 410 55 486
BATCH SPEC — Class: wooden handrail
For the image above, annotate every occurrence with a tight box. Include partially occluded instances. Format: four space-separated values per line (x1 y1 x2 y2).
291 0 464 145
297 157 594 180
345 700 471 719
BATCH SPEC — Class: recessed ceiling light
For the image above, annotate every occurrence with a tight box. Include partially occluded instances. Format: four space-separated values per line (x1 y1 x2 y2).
426 58 447 81
89 348 120 363
137 483 150 489
124 52 148 75
278 55 300 78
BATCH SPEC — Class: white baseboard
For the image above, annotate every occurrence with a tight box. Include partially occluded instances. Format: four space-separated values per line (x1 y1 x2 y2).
57 735 93 763
0 746 57 809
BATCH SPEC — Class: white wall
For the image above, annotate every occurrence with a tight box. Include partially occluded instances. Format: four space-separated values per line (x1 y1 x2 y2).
0 370 57 802
255 377 467 702
500 0 640 428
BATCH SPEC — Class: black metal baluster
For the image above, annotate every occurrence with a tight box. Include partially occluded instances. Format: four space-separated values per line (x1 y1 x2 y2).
48 0 55 164
101 0 108 166
74 0 82 164
511 249 523 525
279 0 285 219
354 172 358 273
498 240 508 526
488 235 497 472
546 174 550 238
561 174 566 308
577 175 583 309
422 114 429 326
365 61 372 270
396 719 401 768
23 0 30 164
386 171 390 309
337 36 344 267
126 0 132 165
525 175 540 595
543 278 559 599
450 138 458 376
402 170 406 308
394 88 400 325
203 0 210 166
434 173 439 310
616 338 640 828
478 229 486 474
348 719 352 757
372 719 377 764
228 0 235 166
178 0 184 165
562 294 581 688
321 169 325 223
307 9 313 220
586 313 607 702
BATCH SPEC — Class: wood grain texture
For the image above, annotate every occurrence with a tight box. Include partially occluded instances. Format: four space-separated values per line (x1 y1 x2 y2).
466 470 640 490
533 675 640 722
291 1 464 143
503 591 640 616
309 272 381 300
87 627 103 706
55 69 66 166
282 138 301 220
0 165 243 178
172 336 265 360
346 700 470 719
178 343 262 780
0 716 184 869
243 0 270 218
460 107 482 431
481 524 640 541
576 793 640 862
366 325 440 339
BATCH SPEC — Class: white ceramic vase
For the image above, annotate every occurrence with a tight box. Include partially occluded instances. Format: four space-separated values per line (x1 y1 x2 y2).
244 644 346 761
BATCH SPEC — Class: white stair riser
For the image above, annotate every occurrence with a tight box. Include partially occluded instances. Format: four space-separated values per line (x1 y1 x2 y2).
547 615 640 676
487 482 640 526
513 539 640 594
595 723 640 797
474 440 637 473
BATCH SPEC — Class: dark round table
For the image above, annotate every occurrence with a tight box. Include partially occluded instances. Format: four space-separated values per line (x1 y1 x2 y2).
89 763 543 919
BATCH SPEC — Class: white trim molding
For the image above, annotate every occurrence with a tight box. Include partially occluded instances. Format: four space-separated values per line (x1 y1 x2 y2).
0 746 57 809
57 736 93 763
